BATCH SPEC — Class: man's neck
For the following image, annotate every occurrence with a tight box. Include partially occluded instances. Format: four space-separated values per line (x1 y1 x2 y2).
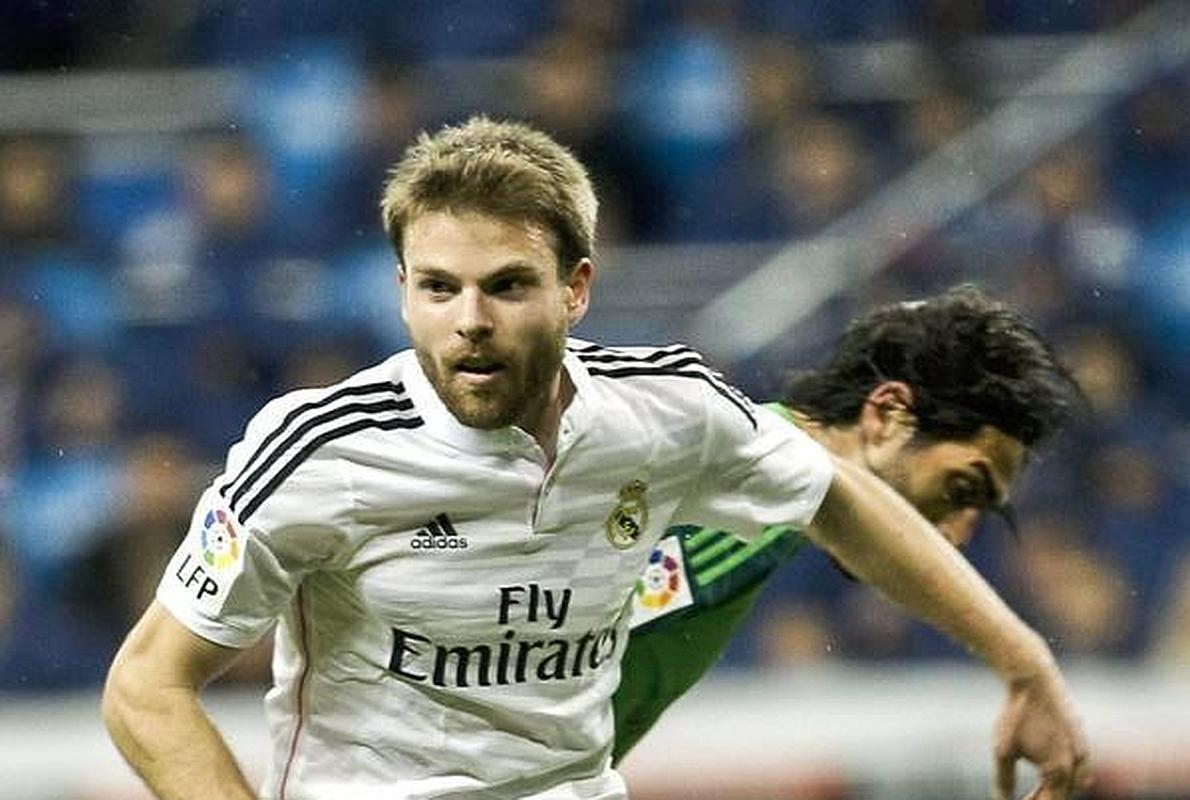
786 406 866 469
519 371 575 464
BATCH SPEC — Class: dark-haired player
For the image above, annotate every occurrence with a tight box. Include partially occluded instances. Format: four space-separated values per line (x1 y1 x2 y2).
615 286 1085 775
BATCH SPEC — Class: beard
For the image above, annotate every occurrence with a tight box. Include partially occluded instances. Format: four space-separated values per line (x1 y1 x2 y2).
414 322 568 431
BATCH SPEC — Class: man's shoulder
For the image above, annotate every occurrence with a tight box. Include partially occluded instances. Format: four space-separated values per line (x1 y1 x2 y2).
218 352 423 523
567 339 721 397
567 339 756 429
236 351 424 461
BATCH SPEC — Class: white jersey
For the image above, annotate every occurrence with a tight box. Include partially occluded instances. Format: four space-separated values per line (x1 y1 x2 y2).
157 340 834 800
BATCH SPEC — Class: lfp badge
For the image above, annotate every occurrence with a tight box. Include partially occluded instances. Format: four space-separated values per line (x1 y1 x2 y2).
201 508 242 570
629 535 694 629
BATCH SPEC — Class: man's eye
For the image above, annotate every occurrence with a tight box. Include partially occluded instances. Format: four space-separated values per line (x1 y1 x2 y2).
947 479 980 509
420 280 452 294
492 277 530 295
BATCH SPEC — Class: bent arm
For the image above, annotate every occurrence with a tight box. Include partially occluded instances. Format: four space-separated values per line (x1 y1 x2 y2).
102 600 260 800
808 456 1089 799
807 457 1049 676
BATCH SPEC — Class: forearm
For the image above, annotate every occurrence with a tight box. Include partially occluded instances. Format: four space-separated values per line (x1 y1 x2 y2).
102 606 260 800
103 673 258 800
807 457 1054 682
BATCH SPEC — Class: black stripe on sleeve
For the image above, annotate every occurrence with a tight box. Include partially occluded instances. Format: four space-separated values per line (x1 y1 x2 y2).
225 396 417 512
238 415 425 522
568 343 695 363
584 364 757 429
585 355 703 372
575 344 756 430
218 381 407 498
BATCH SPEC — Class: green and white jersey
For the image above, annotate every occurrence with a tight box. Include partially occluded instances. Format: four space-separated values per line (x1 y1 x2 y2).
157 347 833 800
614 403 810 764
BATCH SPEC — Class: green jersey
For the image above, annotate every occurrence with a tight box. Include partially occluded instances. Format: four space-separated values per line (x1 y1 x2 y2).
611 403 809 764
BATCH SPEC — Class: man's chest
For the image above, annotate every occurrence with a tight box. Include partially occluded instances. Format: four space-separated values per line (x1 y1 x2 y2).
340 434 701 639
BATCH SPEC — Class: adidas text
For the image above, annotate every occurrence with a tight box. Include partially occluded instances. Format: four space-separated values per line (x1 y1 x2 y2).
411 534 469 550
411 513 468 550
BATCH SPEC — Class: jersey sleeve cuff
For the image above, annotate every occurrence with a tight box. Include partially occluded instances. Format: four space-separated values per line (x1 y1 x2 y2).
156 586 270 650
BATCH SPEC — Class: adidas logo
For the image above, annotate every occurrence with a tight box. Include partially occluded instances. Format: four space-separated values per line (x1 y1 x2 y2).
410 513 468 550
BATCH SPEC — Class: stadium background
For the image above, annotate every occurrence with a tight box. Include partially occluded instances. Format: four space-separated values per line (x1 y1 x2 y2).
1 1 1187 797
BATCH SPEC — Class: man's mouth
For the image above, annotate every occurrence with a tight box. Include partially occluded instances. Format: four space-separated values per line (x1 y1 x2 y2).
452 358 506 378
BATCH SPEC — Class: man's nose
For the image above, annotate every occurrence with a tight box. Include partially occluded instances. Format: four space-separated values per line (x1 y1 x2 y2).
455 288 494 340
937 508 980 548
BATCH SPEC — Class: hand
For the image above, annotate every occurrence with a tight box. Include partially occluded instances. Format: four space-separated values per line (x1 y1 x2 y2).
993 666 1091 799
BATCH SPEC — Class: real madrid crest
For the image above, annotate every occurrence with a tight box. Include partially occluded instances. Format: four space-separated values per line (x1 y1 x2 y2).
606 479 649 549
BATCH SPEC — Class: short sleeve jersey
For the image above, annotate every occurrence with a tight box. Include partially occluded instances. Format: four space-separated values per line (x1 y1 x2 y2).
157 340 834 800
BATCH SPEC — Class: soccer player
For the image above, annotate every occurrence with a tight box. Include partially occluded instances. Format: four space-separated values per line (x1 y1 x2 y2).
102 117 1089 800
613 286 1085 767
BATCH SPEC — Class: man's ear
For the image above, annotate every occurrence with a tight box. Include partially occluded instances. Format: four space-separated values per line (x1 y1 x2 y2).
858 381 917 443
564 258 595 326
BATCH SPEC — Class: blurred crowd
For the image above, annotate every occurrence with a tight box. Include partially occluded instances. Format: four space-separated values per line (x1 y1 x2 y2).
1 0 1188 692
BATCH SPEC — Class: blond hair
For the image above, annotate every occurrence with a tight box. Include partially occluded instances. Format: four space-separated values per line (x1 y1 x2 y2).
380 116 598 275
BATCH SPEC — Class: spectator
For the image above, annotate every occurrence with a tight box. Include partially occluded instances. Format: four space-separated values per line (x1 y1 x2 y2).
619 1 753 239
1003 514 1135 657
1058 324 1185 633
113 135 275 449
739 35 819 138
3 357 126 588
0 137 75 251
522 30 638 244
767 113 873 235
